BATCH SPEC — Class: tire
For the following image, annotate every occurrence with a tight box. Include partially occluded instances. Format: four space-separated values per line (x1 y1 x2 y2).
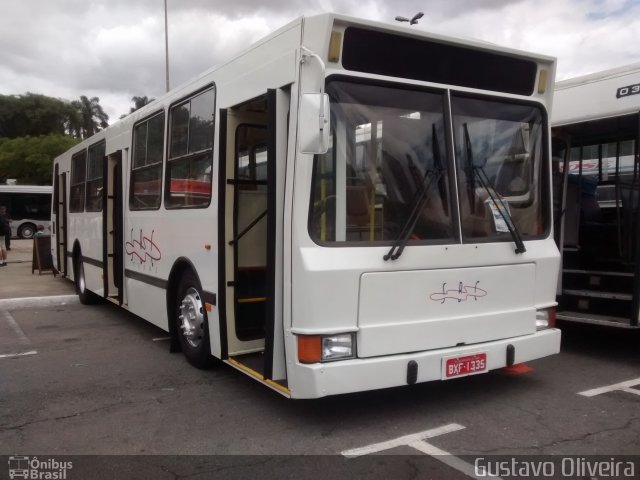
19 223 36 239
75 255 100 305
175 270 214 369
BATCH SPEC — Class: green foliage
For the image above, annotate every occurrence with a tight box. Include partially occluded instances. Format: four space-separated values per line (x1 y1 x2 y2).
70 95 109 139
0 93 78 139
0 134 80 185
0 92 110 184
0 92 110 140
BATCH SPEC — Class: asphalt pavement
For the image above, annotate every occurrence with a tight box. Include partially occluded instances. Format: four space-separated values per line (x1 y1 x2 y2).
0 239 74 299
0 243 639 478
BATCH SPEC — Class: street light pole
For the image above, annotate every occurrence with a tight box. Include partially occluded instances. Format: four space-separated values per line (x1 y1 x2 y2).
164 0 170 92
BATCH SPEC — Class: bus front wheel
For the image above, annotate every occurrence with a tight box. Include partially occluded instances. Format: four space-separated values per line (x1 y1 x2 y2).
175 271 214 369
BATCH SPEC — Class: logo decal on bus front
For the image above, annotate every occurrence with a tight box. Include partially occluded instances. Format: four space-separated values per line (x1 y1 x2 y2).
430 281 487 304
125 229 162 266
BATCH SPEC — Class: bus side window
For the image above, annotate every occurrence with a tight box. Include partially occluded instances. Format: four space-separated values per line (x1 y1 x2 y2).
130 112 165 210
165 88 215 209
70 150 87 213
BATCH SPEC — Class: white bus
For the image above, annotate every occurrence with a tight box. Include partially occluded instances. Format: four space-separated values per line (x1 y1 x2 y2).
52 13 561 398
552 63 640 329
0 185 52 238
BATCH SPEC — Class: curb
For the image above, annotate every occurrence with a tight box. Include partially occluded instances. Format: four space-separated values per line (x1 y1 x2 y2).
0 295 79 310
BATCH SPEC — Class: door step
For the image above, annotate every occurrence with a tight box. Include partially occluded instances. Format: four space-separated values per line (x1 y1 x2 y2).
226 354 290 396
105 296 127 309
562 289 632 301
237 297 266 304
557 311 638 329
563 269 633 277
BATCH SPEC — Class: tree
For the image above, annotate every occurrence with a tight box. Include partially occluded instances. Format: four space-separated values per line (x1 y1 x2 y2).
0 93 78 139
0 134 80 184
70 95 109 139
120 95 155 119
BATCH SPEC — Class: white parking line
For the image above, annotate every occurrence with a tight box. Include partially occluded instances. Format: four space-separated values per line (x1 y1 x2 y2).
579 377 640 397
1 309 31 345
342 423 465 457
152 337 171 342
342 423 501 480
0 350 37 359
0 295 78 311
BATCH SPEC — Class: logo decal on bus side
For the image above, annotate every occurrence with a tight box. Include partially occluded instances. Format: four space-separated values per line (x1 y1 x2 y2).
429 281 487 304
125 229 162 266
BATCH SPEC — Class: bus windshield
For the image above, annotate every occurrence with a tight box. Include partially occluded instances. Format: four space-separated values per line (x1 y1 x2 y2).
309 80 453 244
308 80 548 245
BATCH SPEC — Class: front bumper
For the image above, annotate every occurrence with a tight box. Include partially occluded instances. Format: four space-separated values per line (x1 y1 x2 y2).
289 328 561 398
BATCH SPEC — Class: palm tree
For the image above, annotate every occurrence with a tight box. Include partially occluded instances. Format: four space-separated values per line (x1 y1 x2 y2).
131 96 154 112
71 96 109 139
120 95 155 119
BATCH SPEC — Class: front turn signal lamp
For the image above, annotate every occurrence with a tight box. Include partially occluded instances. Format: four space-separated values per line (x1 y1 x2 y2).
536 307 556 330
298 333 355 363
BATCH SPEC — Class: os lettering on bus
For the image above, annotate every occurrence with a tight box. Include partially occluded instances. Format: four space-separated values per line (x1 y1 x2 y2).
616 83 640 99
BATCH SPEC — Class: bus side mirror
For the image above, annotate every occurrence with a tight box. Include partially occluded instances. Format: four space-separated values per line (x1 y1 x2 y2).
299 93 330 154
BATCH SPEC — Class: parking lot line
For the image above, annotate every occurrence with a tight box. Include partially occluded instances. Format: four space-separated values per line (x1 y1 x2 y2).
342 423 501 480
0 294 78 311
1 309 31 346
409 440 500 479
578 377 640 397
341 423 465 457
0 350 37 359
152 337 171 342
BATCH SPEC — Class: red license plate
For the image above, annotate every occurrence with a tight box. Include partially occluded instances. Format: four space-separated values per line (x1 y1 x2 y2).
443 353 487 379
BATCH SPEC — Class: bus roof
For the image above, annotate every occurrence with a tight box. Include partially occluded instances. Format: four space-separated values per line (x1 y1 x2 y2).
552 62 640 127
56 12 556 160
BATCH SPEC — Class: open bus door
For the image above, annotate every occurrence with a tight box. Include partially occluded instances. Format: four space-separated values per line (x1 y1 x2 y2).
53 165 68 277
103 150 124 304
219 88 289 392
554 112 640 328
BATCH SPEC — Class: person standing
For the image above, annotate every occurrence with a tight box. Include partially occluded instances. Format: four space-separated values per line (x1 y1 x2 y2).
0 206 9 266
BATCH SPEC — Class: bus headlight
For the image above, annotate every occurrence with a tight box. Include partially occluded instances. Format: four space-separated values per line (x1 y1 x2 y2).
322 333 355 361
536 307 556 330
297 333 355 363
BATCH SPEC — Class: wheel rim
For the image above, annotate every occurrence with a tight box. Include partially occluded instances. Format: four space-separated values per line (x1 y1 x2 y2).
21 226 34 239
179 287 205 348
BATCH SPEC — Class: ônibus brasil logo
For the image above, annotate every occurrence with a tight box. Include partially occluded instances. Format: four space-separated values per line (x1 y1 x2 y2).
8 456 72 479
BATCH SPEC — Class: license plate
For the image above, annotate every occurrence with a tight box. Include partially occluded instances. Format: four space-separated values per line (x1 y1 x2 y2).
443 353 488 379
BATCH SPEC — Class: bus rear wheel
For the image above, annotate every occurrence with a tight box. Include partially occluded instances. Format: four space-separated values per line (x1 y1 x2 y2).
18 223 36 239
74 255 99 305
176 271 214 369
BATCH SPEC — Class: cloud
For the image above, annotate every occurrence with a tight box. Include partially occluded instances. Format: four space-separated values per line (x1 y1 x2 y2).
0 0 639 121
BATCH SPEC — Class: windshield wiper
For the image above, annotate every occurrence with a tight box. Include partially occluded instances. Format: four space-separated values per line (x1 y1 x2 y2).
463 123 526 254
384 124 443 261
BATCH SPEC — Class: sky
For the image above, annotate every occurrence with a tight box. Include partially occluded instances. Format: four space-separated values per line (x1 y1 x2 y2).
1 0 639 123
